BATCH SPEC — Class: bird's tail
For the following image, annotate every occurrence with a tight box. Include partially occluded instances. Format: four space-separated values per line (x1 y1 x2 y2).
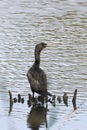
43 91 52 97
46 91 52 96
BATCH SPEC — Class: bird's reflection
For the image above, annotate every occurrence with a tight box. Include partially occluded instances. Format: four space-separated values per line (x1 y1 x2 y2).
8 90 78 130
27 96 48 130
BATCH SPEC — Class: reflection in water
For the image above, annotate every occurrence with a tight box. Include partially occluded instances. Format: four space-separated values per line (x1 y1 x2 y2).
72 99 77 110
8 90 78 117
8 90 82 130
8 93 48 129
27 104 47 130
9 99 13 116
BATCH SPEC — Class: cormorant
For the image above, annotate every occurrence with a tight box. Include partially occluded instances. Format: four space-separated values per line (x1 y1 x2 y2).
27 42 52 98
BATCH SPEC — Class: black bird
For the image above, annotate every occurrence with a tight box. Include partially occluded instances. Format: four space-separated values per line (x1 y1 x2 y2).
27 42 52 98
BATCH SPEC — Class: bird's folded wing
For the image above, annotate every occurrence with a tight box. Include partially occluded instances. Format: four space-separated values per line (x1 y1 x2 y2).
27 73 40 90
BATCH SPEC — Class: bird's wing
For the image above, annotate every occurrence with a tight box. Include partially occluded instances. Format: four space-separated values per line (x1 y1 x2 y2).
38 70 47 91
27 71 40 91
42 72 47 86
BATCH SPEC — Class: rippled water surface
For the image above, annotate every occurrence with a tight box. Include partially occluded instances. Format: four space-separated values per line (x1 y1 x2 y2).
0 0 87 130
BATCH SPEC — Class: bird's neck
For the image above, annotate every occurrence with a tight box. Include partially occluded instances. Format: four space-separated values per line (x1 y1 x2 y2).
34 49 41 67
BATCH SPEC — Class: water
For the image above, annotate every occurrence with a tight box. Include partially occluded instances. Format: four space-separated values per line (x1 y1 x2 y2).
0 0 87 130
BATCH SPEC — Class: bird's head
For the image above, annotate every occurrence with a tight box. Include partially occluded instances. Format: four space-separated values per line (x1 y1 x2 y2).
35 42 47 52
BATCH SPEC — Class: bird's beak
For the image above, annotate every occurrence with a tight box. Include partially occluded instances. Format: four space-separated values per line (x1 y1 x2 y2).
44 43 47 48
